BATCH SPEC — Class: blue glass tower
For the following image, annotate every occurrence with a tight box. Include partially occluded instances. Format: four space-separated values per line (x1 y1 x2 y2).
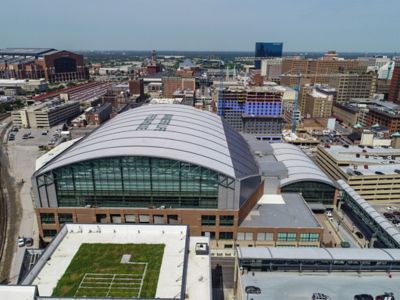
254 42 283 69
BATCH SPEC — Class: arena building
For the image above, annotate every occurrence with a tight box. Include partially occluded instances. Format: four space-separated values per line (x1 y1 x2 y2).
32 105 324 246
0 48 89 83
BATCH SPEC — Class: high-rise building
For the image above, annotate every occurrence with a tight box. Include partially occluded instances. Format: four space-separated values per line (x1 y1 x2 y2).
260 58 282 81
281 56 366 86
328 71 377 103
303 86 335 118
217 86 283 141
389 65 400 103
254 42 283 69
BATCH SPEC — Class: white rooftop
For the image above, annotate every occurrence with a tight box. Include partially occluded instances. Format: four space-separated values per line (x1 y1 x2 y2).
0 285 37 300
21 224 210 300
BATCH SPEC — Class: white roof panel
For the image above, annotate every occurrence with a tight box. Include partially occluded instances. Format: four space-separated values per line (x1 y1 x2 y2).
36 105 259 179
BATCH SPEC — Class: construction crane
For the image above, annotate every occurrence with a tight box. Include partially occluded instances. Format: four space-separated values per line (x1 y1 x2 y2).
291 72 301 134
217 59 225 116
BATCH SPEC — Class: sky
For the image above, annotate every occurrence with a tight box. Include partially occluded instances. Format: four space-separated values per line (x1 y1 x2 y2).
0 0 399 52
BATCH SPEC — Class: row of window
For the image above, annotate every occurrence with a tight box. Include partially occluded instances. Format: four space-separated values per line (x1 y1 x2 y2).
201 215 234 226
238 232 320 242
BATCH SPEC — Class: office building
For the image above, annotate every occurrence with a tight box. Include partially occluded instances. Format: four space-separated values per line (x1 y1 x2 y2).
9 224 210 300
0 48 89 83
328 71 377 103
163 77 196 97
32 105 326 247
254 42 283 69
85 103 112 125
316 144 400 201
302 85 335 118
358 56 395 80
217 86 283 141
389 65 400 103
128 78 144 99
0 78 48 93
281 56 366 86
12 100 81 128
367 103 400 133
260 58 282 81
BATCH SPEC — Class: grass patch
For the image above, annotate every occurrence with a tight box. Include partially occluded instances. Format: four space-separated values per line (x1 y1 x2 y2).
52 243 165 298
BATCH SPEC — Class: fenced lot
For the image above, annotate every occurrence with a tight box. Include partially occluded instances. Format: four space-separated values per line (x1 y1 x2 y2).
52 244 164 298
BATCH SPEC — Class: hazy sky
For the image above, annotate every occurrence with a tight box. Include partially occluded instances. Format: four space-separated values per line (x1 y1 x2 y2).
0 0 398 52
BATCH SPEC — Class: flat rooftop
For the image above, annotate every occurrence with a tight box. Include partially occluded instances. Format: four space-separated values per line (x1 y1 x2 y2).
340 163 400 176
240 193 321 228
21 224 210 300
321 144 400 164
240 272 399 300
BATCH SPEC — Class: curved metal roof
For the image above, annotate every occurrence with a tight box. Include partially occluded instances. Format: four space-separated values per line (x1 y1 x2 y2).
237 247 400 261
270 143 335 188
338 180 400 246
35 104 259 179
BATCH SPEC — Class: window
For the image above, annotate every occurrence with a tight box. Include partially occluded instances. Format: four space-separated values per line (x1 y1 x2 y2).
111 214 122 223
219 232 233 240
58 213 73 224
256 232 273 241
277 232 297 242
237 232 253 241
201 215 216 226
153 215 165 224
139 214 150 224
300 233 320 242
96 214 107 223
201 231 216 239
167 215 179 224
220 215 234 226
43 229 57 237
125 214 136 223
40 213 55 224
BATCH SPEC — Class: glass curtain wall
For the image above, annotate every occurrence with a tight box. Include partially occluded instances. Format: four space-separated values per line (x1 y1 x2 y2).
281 181 335 205
38 157 230 208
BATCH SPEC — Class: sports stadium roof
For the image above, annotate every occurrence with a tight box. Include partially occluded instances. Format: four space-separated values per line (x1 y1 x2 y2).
0 48 55 56
270 143 335 187
35 105 259 179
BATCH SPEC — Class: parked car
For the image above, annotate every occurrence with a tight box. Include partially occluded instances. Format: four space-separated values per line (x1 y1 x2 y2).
25 237 33 247
384 212 394 219
312 293 330 300
245 286 261 295
17 236 25 247
375 292 395 300
340 241 351 248
354 295 373 300
355 231 364 239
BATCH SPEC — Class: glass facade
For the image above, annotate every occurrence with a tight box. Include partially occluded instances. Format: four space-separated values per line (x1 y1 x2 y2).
37 157 234 209
254 42 283 68
277 232 296 242
281 181 335 206
220 215 234 226
300 233 320 242
40 213 55 224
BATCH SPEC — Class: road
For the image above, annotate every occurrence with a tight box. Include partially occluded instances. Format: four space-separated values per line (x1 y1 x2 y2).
211 257 235 300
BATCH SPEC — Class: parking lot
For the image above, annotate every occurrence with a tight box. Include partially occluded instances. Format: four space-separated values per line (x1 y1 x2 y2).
6 125 64 147
373 204 400 229
4 124 64 283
